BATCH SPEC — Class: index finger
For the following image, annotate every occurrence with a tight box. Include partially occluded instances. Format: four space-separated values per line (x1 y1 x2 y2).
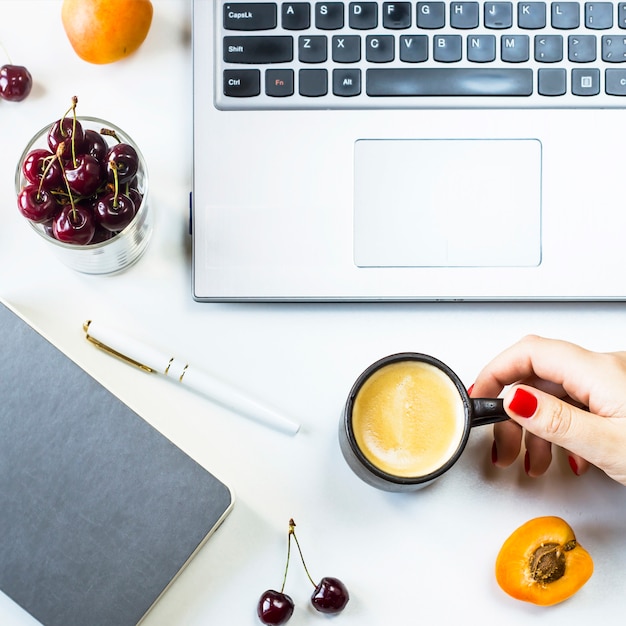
471 334 597 402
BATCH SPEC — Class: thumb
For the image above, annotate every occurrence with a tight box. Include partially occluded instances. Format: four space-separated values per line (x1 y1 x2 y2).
505 386 620 475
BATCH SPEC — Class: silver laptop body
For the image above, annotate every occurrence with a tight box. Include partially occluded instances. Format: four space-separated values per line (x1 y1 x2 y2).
192 0 626 301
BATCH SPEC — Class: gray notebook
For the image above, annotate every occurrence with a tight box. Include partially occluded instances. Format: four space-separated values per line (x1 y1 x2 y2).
0 300 234 626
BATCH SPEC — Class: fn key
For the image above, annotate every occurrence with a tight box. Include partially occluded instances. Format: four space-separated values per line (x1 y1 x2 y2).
224 70 260 97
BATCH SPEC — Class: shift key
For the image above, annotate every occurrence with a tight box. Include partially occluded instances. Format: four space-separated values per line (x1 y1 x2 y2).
224 36 293 64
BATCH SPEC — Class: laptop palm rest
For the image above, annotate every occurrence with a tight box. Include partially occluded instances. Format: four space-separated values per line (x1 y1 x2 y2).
353 138 542 268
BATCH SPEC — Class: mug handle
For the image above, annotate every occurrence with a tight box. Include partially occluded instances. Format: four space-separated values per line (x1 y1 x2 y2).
470 398 509 427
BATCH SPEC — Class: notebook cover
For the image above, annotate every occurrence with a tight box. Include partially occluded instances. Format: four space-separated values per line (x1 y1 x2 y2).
0 300 234 626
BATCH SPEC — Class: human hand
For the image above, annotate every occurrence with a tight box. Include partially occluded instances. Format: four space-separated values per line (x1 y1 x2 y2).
470 335 626 486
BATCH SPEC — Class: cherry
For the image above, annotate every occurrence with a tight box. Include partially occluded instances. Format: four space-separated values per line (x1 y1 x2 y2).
52 203 95 245
0 64 32 101
83 129 108 161
22 148 63 188
311 577 350 614
106 142 139 184
65 154 105 196
257 590 295 626
94 192 135 231
17 185 57 223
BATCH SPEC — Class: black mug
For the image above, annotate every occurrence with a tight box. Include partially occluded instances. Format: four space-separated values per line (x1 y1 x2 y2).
339 352 508 492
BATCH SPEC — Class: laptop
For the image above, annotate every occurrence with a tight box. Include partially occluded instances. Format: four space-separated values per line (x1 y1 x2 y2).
192 0 626 301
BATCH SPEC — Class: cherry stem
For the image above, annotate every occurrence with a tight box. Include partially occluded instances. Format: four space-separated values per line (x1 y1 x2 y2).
56 142 77 221
288 519 317 588
110 160 120 208
0 41 12 64
100 128 122 143
61 96 79 167
36 156 56 200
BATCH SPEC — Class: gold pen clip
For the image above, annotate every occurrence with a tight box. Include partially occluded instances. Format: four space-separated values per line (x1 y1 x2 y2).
83 320 155 373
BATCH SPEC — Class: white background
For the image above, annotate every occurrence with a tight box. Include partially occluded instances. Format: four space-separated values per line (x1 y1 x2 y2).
1 2 625 625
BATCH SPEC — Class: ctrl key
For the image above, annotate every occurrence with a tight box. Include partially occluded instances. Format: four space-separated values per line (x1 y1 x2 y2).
224 69 260 97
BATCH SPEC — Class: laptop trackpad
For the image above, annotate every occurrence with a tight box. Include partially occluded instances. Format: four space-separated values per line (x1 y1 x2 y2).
353 139 541 267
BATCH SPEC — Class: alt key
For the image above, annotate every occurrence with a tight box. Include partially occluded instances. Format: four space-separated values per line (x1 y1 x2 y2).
224 70 260 97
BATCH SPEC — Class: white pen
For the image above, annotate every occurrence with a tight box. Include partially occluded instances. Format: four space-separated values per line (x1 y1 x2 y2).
83 320 300 436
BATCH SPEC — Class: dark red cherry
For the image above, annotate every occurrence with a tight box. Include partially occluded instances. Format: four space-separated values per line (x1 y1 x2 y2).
22 148 63 188
17 185 58 223
257 590 295 625
310 576 349 614
52 203 95 245
83 129 108 161
48 117 85 154
65 154 105 197
91 225 115 244
106 143 139 184
0 64 32 101
93 192 136 231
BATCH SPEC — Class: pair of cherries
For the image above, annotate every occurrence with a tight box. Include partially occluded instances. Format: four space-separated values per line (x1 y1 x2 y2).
257 519 350 625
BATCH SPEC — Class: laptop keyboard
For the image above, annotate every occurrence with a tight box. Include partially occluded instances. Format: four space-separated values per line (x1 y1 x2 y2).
216 1 626 108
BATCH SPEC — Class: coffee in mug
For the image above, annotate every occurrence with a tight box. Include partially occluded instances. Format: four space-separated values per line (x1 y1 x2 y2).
339 353 507 492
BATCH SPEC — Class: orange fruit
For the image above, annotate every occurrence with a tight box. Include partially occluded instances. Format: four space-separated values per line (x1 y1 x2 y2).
61 0 153 64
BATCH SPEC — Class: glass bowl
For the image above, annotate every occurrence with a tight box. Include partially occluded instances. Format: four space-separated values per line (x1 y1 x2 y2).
15 116 152 275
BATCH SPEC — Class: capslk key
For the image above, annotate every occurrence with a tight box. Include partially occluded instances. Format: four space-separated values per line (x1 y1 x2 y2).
224 36 293 63
223 3 277 30
366 68 533 96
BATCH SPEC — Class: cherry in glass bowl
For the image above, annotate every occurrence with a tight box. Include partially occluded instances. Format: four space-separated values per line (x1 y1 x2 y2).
15 116 152 275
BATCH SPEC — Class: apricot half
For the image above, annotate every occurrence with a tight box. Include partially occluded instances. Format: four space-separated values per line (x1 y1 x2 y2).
61 0 153 65
495 516 593 606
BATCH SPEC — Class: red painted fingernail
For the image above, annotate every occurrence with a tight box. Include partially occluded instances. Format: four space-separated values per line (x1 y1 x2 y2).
467 384 475 396
491 440 498 465
568 456 579 476
524 450 531 475
509 388 538 418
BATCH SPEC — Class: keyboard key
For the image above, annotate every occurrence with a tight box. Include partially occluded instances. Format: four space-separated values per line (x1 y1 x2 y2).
223 69 260 96
585 2 613 29
382 2 412 28
399 35 429 61
332 35 362 62
348 2 378 28
333 68 362 95
266 69 295 96
433 34 463 61
224 36 293 63
450 2 480 28
601 35 626 61
551 2 580 29
299 35 328 62
223 3 277 30
501 34 531 61
619 2 626 28
568 34 597 61
282 3 311 29
366 34 395 61
315 2 345 29
416 2 446 28
467 34 497 62
605 68 626 93
299 68 328 95
571 67 600 94
535 34 563 61
518 2 547 29
484 2 513 28
366 67 533 95
538 67 567 94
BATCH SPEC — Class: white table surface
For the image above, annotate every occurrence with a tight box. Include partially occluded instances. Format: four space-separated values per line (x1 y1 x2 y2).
1 2 626 624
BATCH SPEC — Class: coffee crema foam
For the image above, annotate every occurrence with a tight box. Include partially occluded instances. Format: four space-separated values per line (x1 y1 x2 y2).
351 360 466 478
